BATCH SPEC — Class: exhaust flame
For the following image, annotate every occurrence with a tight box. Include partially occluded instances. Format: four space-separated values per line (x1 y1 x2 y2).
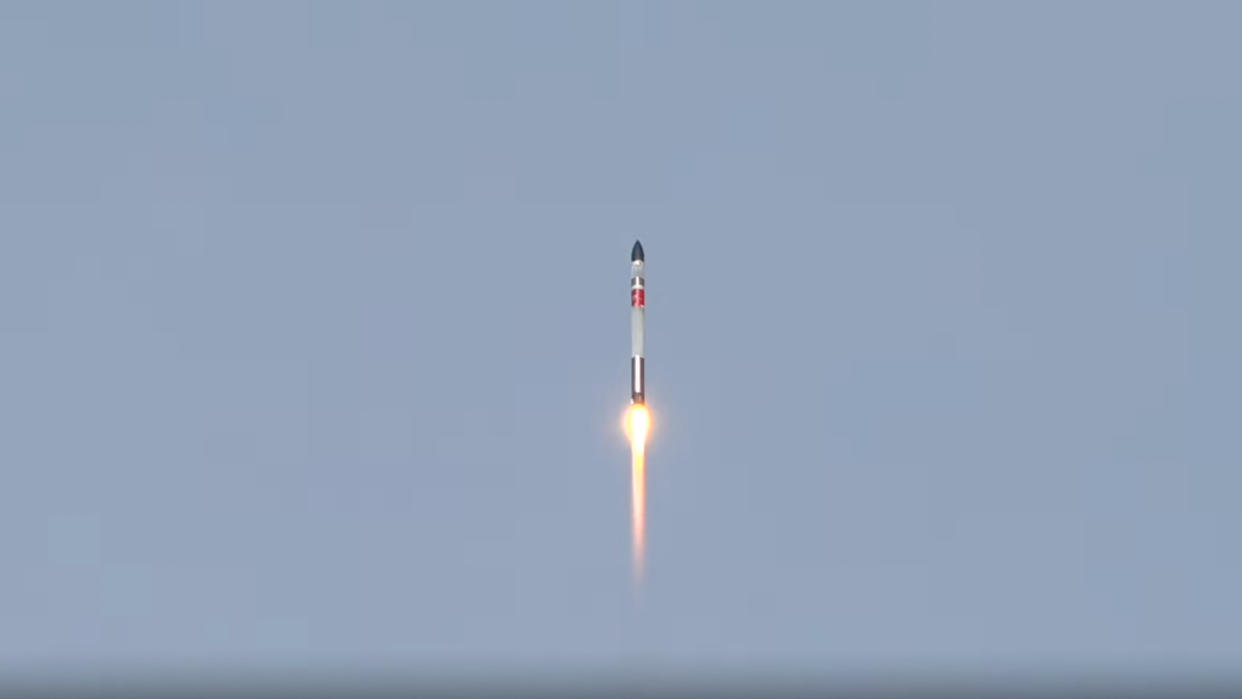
626 403 651 453
625 404 651 583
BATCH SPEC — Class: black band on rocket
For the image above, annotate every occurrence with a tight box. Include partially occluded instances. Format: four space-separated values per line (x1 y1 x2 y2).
631 356 645 403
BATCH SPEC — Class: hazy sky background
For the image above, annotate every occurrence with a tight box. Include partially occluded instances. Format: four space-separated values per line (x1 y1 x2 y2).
1 0 1239 676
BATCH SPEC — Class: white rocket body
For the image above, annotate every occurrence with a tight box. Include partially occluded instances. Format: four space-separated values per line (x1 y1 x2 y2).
630 242 646 404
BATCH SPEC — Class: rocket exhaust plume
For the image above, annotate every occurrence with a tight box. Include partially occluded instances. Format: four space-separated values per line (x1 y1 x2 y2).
627 403 650 582
627 241 649 583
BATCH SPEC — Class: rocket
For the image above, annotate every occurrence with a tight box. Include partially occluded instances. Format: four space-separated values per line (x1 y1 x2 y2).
630 240 646 404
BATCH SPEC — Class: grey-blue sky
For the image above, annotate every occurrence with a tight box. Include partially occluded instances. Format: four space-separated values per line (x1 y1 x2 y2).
0 0 1239 673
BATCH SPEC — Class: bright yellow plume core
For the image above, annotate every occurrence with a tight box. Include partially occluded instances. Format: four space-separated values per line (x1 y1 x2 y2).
625 404 651 584
626 404 651 453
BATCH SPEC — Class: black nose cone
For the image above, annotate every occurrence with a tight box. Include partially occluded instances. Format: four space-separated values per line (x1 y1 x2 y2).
631 240 644 262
